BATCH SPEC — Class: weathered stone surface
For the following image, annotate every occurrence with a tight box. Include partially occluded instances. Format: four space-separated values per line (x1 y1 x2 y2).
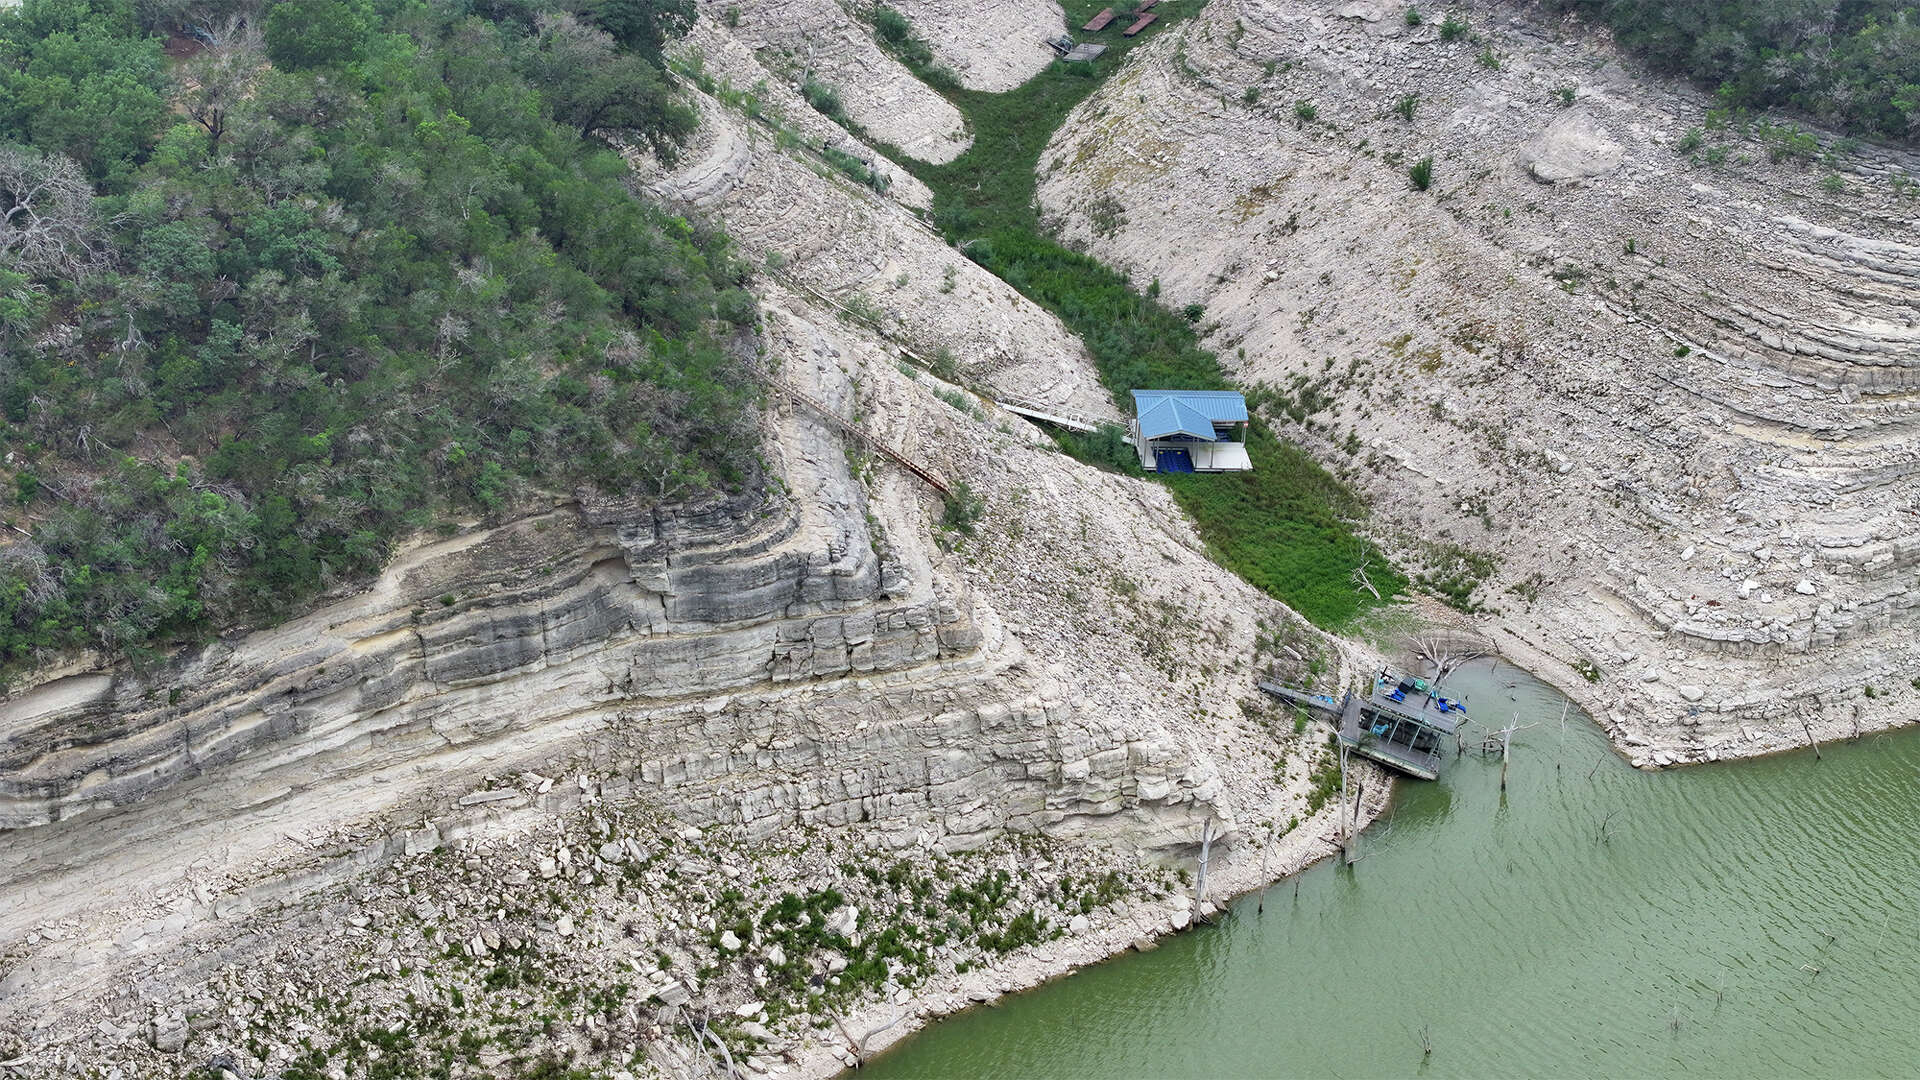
1519 110 1624 184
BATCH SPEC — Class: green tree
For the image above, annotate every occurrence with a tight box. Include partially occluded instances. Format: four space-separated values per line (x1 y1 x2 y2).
0 0 167 182
523 12 693 158
585 0 692 62
264 0 371 70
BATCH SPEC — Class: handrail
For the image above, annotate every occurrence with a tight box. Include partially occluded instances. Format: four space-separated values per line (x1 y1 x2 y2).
770 379 952 496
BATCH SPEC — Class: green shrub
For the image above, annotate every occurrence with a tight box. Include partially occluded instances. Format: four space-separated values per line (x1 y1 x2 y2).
716 287 759 327
1555 86 1576 106
820 144 891 191
1404 6 1422 26
803 78 845 119
941 482 985 537
1477 46 1500 69
1408 156 1434 190
868 4 960 90
1294 99 1318 123
1394 92 1419 122
1439 14 1468 41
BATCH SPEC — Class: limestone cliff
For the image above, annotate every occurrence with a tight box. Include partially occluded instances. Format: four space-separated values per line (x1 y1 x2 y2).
1034 0 1920 764
0 185 1360 1074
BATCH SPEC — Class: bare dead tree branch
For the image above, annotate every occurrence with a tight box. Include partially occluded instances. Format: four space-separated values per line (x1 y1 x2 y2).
0 146 110 278
1402 626 1495 686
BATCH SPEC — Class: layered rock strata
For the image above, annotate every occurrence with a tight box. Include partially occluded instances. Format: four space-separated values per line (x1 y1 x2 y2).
1 251 1359 1076
1035 0 1920 763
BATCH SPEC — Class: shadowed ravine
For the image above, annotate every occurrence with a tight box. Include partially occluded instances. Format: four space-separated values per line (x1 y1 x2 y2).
865 662 1920 1078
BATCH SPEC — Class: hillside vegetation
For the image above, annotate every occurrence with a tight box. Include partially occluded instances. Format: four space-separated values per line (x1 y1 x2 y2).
1546 0 1920 141
0 0 755 682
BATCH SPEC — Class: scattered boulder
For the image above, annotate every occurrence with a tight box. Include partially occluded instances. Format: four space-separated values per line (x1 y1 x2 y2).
1519 110 1624 184
824 905 859 939
149 1012 188 1054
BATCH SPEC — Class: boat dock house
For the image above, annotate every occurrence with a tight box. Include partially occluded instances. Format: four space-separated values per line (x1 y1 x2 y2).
1129 389 1252 473
1260 671 1471 781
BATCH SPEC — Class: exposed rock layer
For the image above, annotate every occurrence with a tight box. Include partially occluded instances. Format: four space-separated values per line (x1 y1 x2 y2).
1036 0 1920 762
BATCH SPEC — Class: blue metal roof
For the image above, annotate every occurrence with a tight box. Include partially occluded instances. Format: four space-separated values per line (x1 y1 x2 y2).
1130 390 1248 441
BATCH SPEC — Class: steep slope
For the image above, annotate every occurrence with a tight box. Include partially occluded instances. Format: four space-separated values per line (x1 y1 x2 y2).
1036 0 1920 764
0 52 1377 1073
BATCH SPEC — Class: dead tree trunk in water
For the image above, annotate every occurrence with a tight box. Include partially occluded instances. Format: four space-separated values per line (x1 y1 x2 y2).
1799 708 1823 761
1195 818 1214 911
1500 726 1512 792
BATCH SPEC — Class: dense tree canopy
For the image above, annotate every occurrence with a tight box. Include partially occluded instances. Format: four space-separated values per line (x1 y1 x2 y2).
0 0 754 682
585 0 690 63
1548 0 1920 141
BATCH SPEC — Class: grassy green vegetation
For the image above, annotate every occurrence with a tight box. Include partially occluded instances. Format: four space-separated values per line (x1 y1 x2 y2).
881 0 1402 627
0 0 753 682
1543 0 1920 142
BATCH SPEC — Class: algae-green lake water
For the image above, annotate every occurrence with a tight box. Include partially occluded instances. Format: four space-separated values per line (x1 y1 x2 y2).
866 661 1920 1079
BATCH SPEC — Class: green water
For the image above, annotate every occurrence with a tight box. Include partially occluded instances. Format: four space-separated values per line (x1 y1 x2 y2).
866 662 1920 1079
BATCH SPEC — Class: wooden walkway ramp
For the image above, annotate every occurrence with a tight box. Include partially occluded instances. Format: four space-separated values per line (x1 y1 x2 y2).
772 379 952 495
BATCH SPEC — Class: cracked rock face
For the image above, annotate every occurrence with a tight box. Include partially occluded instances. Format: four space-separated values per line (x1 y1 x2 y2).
686 0 970 163
1036 0 1920 761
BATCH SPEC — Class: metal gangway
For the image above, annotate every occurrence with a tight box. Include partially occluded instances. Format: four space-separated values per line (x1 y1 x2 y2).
993 396 1119 437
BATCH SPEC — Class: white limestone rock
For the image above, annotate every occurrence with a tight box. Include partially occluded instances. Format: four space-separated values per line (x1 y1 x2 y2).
1520 110 1624 184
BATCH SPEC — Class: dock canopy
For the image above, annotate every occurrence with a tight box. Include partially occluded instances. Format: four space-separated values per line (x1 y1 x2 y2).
1129 389 1248 441
1129 389 1252 472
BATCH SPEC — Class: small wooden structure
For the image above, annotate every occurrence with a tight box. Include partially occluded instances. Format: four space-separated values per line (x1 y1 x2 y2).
1123 12 1158 35
1129 389 1252 473
1046 34 1108 61
1083 7 1117 31
1261 671 1471 781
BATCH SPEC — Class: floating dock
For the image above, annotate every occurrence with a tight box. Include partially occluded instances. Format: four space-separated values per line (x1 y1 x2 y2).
1260 672 1470 781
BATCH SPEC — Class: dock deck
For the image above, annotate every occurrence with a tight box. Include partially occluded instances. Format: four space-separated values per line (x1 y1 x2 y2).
1258 674 1468 782
1083 7 1116 30
1337 706 1444 780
